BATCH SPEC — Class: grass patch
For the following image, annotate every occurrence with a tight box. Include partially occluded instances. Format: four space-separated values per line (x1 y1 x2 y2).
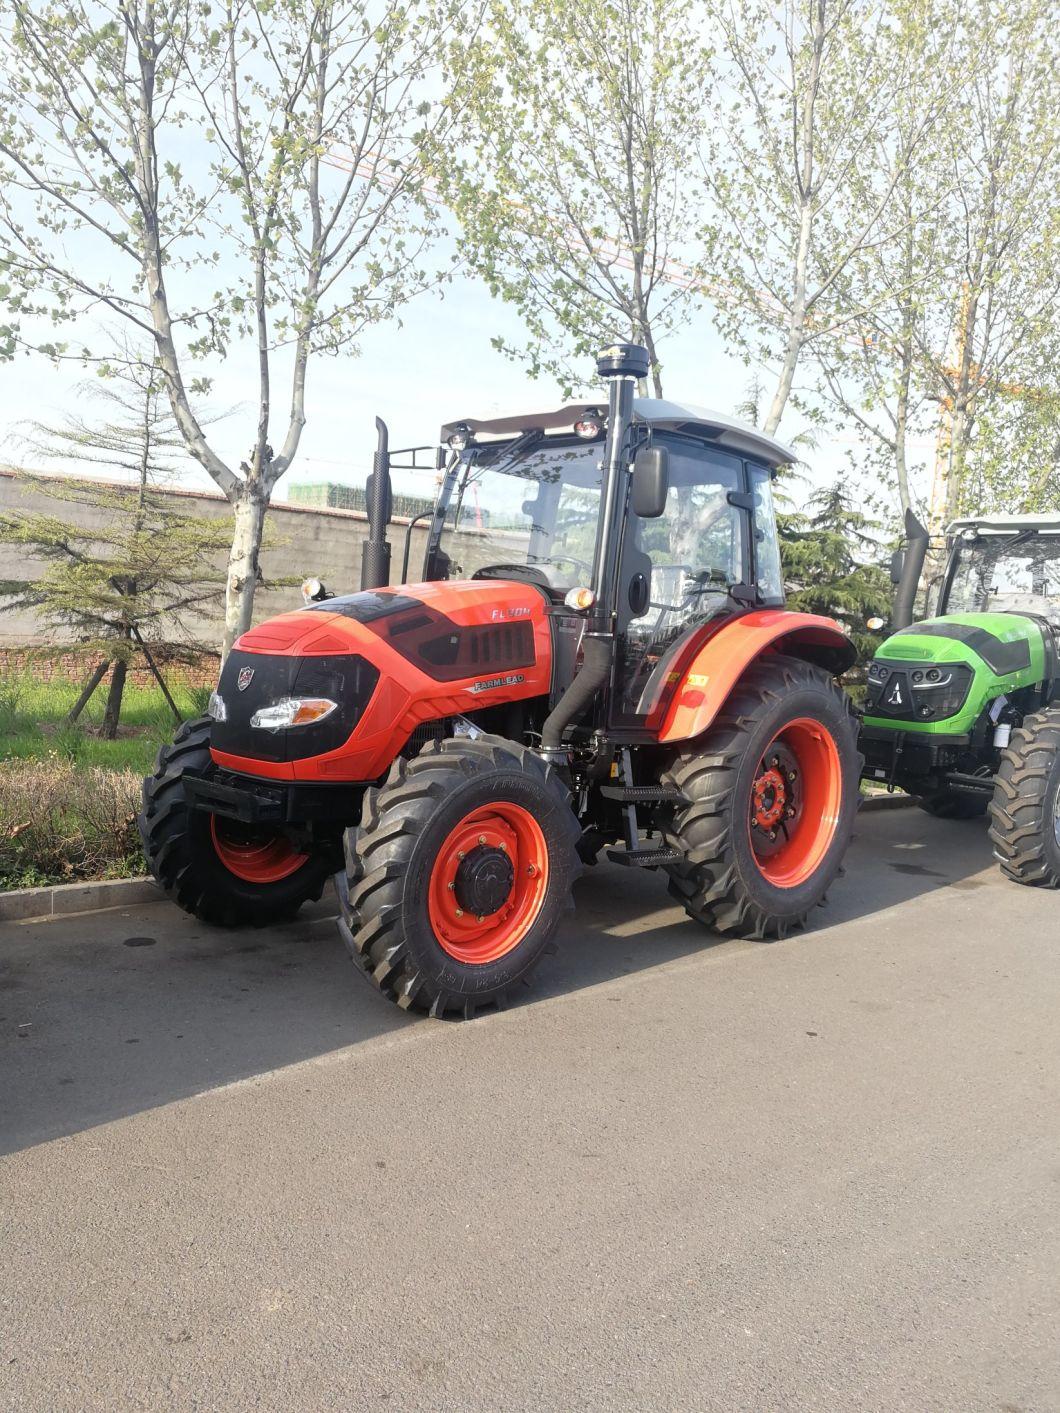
0 761 144 890
0 672 210 776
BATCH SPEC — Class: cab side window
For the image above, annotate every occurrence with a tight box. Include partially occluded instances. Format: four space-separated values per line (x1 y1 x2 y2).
629 439 743 631
749 465 784 605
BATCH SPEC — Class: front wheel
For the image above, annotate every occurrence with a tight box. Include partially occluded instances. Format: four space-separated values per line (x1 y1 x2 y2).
988 708 1060 887
139 717 334 926
661 654 861 938
337 735 581 1018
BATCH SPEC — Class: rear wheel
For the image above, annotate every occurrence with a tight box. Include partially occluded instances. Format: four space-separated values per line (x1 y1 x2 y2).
661 654 860 938
337 735 581 1018
138 716 333 926
988 708 1060 887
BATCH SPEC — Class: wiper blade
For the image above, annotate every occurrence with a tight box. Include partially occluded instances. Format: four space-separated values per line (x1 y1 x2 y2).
1001 528 1040 550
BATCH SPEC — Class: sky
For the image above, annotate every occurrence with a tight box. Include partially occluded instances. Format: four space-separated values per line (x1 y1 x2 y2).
0 244 937 513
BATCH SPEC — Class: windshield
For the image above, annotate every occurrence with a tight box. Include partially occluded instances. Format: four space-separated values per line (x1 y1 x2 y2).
434 436 602 591
946 534 1060 626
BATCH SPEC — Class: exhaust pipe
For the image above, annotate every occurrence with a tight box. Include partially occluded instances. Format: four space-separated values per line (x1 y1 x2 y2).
891 508 929 630
360 417 392 590
540 342 649 762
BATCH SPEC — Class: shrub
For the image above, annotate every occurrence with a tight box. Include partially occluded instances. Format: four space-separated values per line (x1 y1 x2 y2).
0 761 143 889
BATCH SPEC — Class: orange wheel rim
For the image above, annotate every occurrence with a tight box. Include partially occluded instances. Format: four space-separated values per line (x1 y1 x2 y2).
427 802 549 964
748 718 842 888
210 816 309 884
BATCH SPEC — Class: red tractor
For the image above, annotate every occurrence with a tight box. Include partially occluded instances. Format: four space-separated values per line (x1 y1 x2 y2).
140 345 860 1018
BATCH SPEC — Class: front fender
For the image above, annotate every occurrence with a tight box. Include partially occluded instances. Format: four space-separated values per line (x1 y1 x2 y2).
656 609 855 744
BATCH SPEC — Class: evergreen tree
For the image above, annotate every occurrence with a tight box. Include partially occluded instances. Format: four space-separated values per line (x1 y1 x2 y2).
778 479 892 666
0 356 230 736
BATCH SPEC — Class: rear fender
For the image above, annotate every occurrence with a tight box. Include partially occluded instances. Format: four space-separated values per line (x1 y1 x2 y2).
655 610 855 744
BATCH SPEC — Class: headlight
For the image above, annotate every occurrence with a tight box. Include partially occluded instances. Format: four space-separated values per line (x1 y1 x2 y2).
564 585 596 612
301 577 329 604
912 668 973 720
207 690 227 722
249 697 338 731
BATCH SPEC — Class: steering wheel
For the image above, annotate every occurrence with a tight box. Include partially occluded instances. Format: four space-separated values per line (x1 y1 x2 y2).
534 554 593 577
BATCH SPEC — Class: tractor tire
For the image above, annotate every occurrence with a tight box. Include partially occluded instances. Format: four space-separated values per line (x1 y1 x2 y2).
337 734 581 1018
660 654 860 939
139 716 333 926
917 790 989 820
988 707 1060 887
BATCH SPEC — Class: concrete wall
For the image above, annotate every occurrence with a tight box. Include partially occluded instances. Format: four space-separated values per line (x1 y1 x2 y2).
0 469 432 647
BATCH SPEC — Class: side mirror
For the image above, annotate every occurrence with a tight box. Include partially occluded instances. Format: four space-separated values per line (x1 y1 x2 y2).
889 547 905 585
631 446 669 519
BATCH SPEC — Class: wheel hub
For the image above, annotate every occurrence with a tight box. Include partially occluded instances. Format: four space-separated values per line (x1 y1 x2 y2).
454 844 515 916
753 767 788 829
751 746 801 853
427 802 550 964
746 720 843 888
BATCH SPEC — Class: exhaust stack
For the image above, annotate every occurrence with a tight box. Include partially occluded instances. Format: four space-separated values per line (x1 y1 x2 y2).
891 508 930 630
540 342 649 762
361 417 393 590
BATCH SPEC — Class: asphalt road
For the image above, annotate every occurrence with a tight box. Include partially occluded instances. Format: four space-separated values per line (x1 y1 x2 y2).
2 807 1059 1411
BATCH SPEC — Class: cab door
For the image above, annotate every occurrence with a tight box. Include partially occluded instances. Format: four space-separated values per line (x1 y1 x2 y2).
611 435 750 727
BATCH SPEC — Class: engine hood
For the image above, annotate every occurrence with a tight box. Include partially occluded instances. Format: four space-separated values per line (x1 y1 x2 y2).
877 611 1046 679
212 581 554 780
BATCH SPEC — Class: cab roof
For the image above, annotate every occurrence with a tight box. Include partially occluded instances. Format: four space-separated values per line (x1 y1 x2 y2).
947 514 1060 536
440 397 797 470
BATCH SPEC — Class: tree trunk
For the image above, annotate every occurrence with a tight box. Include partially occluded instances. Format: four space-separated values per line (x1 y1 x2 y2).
222 489 269 660
894 349 912 519
67 660 110 723
101 659 128 740
763 328 803 438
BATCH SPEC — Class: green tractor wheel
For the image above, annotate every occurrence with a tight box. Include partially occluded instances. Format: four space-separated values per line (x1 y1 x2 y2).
988 708 1060 888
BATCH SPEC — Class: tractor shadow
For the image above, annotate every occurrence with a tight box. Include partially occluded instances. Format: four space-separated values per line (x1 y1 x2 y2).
0 806 994 1156
822 803 1001 928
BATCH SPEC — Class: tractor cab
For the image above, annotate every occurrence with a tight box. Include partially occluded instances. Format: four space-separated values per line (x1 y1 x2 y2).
425 396 790 726
936 515 1060 627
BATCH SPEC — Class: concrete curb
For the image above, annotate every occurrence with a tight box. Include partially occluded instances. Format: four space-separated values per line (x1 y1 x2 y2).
859 792 916 811
0 876 160 923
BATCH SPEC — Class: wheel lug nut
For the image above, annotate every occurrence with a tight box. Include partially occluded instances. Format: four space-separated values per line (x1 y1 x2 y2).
786 807 796 818
788 771 797 781
477 915 485 923
478 835 486 845
447 881 455 890
455 908 464 917
457 851 465 860
769 830 777 841
527 864 536 876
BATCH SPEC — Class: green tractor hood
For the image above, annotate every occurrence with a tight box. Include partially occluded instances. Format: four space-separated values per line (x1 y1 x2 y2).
864 611 1048 736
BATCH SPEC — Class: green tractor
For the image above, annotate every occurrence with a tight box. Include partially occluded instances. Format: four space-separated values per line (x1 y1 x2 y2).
861 510 1060 886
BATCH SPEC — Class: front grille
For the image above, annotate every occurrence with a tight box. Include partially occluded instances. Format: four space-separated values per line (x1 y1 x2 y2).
865 660 973 723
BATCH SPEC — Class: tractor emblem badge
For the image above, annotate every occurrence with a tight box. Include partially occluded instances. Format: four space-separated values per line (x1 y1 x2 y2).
237 667 255 692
